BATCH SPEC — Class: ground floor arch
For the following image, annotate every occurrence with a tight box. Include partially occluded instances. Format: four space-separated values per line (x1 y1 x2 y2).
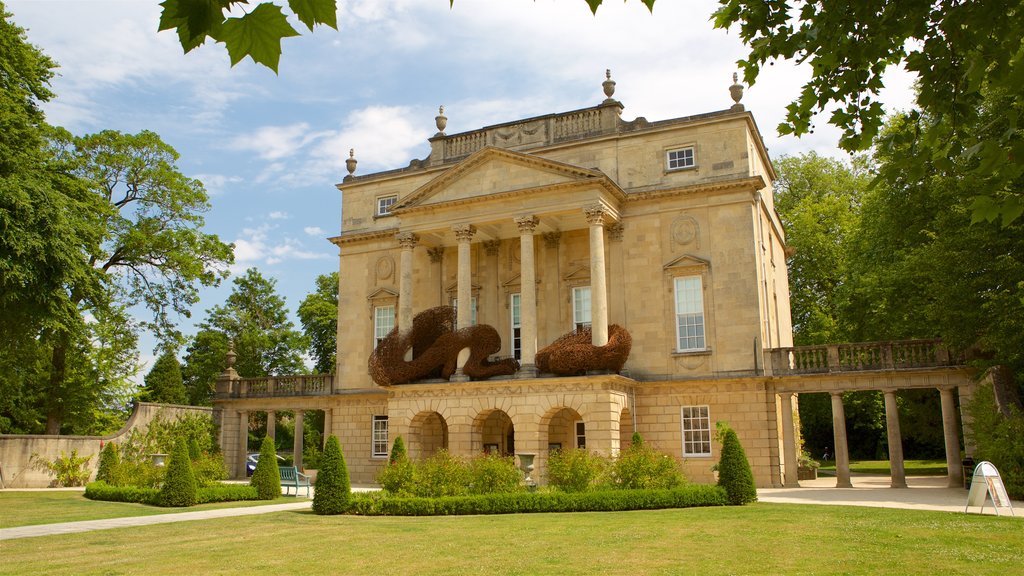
409 410 449 460
543 407 585 452
473 409 515 456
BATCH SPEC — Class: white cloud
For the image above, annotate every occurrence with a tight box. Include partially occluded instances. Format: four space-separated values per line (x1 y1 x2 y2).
304 226 326 236
195 173 244 196
268 211 290 220
230 222 331 273
229 123 331 161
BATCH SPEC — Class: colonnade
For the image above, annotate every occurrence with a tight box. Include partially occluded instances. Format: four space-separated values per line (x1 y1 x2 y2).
231 409 327 477
396 204 615 378
779 386 965 489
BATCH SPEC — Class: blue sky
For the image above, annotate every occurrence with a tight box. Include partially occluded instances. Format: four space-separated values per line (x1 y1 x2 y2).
7 0 914 376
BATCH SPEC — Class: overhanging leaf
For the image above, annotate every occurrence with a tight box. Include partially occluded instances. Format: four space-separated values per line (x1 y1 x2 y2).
218 3 299 73
289 0 338 32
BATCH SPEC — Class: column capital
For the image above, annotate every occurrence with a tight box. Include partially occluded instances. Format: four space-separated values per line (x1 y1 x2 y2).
607 222 624 241
427 246 444 263
396 231 419 249
829 390 844 398
515 215 539 233
483 239 501 256
453 224 476 242
584 204 608 225
542 231 562 248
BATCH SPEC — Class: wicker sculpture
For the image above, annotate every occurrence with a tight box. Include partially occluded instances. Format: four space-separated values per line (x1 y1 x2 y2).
535 324 632 376
368 306 519 386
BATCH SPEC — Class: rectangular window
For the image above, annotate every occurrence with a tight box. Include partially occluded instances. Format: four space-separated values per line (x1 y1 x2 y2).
667 147 695 170
374 305 395 347
572 286 591 331
674 276 705 351
510 293 522 361
681 406 711 457
574 421 586 449
376 195 398 216
372 415 389 457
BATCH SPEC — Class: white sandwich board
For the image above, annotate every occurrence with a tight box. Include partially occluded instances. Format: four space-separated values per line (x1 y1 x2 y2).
964 461 1015 516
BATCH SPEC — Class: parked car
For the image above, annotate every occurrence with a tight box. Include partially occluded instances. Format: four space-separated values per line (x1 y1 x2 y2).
245 453 285 476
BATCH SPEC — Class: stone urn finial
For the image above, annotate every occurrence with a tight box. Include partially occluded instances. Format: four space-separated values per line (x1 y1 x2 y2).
346 149 357 177
730 72 745 111
435 105 447 136
602 69 617 102
226 340 237 369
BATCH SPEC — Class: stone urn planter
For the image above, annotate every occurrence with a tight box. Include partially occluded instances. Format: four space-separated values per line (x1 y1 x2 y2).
798 466 818 480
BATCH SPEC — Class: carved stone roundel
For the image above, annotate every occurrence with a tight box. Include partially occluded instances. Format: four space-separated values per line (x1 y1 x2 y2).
376 256 395 281
671 216 698 246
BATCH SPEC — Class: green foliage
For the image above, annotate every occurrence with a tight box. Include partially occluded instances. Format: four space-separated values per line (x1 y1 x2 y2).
967 382 1024 499
298 272 338 374
143 350 186 405
191 451 228 487
631 431 644 447
377 436 414 495
714 0 1024 224
348 485 727 516
96 442 123 486
159 0 337 73
608 442 685 490
714 423 757 505
34 450 93 487
85 480 258 505
159 438 198 507
312 435 352 514
116 411 223 488
546 448 606 493
250 436 282 500
467 453 524 495
410 450 471 498
180 329 228 406
389 435 407 464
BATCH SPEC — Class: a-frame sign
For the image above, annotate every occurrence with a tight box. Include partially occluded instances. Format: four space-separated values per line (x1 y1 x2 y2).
964 461 1015 516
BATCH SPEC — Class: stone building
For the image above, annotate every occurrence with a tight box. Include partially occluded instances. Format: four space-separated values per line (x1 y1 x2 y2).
214 73 970 489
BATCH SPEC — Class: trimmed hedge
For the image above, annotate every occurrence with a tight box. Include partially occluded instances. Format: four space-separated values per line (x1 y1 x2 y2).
348 485 728 516
85 481 259 506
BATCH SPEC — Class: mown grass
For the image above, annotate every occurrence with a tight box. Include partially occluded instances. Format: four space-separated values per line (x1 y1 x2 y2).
1 501 1020 575
0 490 306 528
818 459 950 476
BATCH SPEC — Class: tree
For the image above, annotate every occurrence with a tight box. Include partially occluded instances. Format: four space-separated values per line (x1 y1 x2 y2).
312 435 351 514
714 0 1024 224
96 441 123 486
298 271 338 374
188 268 307 384
181 329 229 406
714 423 757 505
144 350 187 404
159 437 199 507
774 153 868 345
250 435 281 500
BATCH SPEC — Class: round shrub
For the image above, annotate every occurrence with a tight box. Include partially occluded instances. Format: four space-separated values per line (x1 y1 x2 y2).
611 443 684 490
250 436 281 500
96 442 123 486
313 435 352 514
715 424 757 505
159 438 198 507
546 448 606 493
411 450 471 497
468 453 524 495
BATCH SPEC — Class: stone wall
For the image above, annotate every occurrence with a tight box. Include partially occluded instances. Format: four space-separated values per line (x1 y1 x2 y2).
0 402 212 488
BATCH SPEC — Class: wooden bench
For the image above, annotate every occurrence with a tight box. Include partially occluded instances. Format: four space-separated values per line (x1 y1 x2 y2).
279 466 311 497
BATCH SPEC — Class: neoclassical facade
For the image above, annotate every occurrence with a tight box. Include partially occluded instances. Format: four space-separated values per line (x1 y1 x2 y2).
214 74 972 489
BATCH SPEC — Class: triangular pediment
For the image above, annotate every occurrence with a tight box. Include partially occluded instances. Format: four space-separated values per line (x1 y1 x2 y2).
564 265 591 282
663 254 711 272
394 147 603 211
501 273 522 288
444 281 483 295
366 287 399 301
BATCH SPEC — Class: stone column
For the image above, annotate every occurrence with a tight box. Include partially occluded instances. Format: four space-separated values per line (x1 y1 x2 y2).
452 224 476 380
939 386 963 488
584 205 610 347
780 392 800 487
883 389 908 488
830 392 852 488
396 232 419 333
266 410 276 441
293 410 305 470
515 215 539 377
323 408 333 446
237 410 249 479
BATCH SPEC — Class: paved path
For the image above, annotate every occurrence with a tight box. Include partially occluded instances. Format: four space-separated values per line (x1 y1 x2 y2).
2 476 1017 541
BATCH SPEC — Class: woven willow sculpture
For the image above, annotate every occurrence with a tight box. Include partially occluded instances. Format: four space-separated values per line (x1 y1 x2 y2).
368 306 519 386
535 324 632 376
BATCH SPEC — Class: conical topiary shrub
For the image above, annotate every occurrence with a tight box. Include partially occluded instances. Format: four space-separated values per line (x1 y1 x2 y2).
313 435 351 514
96 441 122 486
250 436 281 500
378 435 413 494
159 438 198 507
389 435 407 464
715 423 758 505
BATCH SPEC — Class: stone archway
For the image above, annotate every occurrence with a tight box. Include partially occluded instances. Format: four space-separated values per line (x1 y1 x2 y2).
473 409 515 456
619 407 634 451
544 407 585 452
409 411 448 460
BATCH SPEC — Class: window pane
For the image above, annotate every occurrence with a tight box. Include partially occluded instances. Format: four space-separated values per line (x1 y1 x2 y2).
674 277 705 351
681 405 711 457
573 287 591 328
374 305 395 347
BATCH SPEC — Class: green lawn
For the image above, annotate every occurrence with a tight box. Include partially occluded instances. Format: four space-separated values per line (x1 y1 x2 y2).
818 459 950 476
0 490 306 528
1 502 1021 575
